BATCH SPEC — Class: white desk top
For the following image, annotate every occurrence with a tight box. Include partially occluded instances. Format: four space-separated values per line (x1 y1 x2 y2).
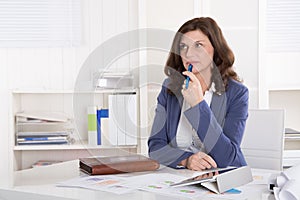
0 160 277 200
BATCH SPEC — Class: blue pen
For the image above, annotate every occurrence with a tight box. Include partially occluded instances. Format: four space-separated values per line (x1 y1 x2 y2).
185 64 193 89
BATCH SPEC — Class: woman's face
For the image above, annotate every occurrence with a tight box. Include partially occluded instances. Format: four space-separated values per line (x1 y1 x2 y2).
179 30 214 74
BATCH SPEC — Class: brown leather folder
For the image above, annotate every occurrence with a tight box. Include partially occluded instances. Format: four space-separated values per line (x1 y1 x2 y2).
79 154 160 175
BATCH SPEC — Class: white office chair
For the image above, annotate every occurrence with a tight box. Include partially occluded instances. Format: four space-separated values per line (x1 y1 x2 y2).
241 109 285 170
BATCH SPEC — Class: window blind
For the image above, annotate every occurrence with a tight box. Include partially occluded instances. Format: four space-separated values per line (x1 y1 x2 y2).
0 0 81 47
266 0 300 52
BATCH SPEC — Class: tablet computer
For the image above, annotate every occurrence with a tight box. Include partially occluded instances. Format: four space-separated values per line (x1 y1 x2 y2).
170 166 237 187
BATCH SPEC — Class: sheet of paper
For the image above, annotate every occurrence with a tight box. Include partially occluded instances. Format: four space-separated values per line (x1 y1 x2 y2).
119 173 208 198
118 173 184 188
281 179 300 200
273 163 300 200
282 163 300 180
56 174 133 194
274 179 300 200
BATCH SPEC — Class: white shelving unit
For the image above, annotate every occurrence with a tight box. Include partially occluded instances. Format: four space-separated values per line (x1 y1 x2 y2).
268 90 300 167
283 150 300 168
11 89 140 172
283 136 300 168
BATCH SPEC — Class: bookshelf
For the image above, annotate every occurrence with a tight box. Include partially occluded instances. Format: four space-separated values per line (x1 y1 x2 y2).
11 90 140 172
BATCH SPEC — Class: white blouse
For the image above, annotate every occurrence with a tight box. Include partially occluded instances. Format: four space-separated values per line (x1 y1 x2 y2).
176 89 213 153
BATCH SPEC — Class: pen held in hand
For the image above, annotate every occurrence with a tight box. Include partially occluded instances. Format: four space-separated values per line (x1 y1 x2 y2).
185 64 193 89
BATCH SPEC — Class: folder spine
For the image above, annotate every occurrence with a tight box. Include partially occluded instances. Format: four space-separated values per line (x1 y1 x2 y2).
97 108 109 145
87 106 97 146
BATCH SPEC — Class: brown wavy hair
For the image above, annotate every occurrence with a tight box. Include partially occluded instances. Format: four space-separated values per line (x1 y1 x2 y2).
164 17 241 95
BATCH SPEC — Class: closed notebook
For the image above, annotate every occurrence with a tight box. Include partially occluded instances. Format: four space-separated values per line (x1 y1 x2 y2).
79 154 160 175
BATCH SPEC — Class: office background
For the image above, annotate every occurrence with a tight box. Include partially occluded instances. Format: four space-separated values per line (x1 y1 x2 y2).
0 0 299 187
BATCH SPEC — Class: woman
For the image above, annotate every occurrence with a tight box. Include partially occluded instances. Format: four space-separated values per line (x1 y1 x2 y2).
148 17 248 170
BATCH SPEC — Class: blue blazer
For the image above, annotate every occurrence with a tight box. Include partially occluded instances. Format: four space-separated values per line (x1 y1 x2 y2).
148 78 249 169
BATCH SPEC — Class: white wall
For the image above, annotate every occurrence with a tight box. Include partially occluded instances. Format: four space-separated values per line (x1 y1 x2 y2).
2 0 138 91
138 0 198 154
144 0 196 84
204 0 259 108
0 50 12 187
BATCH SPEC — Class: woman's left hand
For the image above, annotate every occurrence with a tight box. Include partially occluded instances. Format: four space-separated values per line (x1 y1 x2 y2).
182 71 204 107
186 152 217 171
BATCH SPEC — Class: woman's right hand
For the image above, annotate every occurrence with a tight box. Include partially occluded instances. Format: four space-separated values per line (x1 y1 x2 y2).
186 152 217 171
182 71 204 107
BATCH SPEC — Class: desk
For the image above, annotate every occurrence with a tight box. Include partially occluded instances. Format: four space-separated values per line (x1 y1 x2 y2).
0 160 277 200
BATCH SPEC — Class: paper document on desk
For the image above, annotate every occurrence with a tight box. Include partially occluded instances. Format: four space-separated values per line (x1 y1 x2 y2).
118 173 209 198
57 172 208 197
57 174 134 194
273 163 300 200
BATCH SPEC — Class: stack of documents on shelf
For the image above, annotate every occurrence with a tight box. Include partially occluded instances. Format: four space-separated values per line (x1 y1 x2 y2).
16 131 72 145
15 111 74 145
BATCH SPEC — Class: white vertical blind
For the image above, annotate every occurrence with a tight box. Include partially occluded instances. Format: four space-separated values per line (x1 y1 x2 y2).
266 0 300 52
0 0 81 47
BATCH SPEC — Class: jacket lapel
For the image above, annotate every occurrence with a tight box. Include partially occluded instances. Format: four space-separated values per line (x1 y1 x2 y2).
210 93 227 127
